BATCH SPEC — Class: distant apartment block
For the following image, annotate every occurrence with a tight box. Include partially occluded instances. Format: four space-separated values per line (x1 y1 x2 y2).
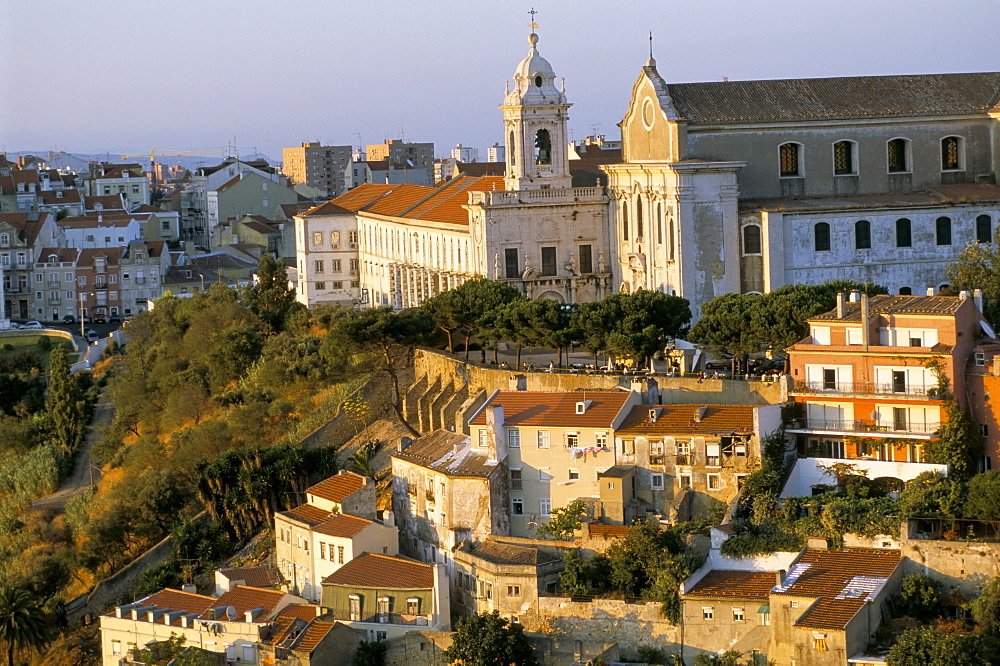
365 140 434 175
486 143 505 163
283 142 354 198
450 144 478 163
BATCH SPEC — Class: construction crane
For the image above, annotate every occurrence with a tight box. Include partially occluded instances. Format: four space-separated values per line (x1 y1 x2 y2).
120 148 227 190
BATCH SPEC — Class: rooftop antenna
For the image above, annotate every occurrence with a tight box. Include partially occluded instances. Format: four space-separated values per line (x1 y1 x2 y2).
529 7 538 34
649 31 654 59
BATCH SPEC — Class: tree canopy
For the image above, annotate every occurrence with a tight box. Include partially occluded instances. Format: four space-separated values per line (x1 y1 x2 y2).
945 240 1000 329
886 625 996 666
444 611 538 666
572 290 690 367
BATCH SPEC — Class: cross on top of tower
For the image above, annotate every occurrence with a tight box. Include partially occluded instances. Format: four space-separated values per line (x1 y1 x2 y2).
528 7 538 34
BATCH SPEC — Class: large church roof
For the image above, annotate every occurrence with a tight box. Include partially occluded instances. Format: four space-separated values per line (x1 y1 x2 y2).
666 71 1000 125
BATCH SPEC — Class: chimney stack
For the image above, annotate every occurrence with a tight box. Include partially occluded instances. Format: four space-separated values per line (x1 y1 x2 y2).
836 292 845 318
927 286 936 296
974 288 984 314
775 569 786 587
848 290 860 303
861 293 870 350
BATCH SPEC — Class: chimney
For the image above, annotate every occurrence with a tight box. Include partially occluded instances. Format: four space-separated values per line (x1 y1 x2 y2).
775 569 786 587
861 293 870 350
807 536 829 550
927 286 936 296
974 288 984 314
848 290 860 303
960 290 969 301
836 292 845 318
181 583 197 594
693 406 707 423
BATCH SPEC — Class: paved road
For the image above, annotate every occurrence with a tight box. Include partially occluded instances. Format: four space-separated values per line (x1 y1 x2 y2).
31 390 113 511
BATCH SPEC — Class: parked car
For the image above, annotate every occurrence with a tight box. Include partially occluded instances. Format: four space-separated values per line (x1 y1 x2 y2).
85 330 99 343
108 315 121 324
22 321 44 329
62 314 76 324
93 314 107 324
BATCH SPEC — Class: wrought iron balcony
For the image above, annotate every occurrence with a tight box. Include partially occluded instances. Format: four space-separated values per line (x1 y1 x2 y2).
789 418 939 436
792 380 939 399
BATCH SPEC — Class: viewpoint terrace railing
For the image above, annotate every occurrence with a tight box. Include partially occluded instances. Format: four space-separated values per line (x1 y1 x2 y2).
792 380 939 398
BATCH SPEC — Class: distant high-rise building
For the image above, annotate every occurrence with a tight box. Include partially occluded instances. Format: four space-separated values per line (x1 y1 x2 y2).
486 143 505 163
450 144 478 163
365 139 434 175
282 142 353 198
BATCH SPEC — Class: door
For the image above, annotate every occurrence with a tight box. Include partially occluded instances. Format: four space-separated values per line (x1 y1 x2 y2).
892 371 906 393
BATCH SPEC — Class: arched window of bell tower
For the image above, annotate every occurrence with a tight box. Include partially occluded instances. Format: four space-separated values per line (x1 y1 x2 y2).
509 131 516 166
535 129 551 165
636 195 644 240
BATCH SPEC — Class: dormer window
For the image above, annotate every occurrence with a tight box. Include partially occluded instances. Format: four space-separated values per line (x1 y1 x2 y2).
575 400 592 414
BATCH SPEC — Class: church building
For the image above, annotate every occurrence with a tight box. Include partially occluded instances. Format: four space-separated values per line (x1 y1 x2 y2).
606 57 1000 316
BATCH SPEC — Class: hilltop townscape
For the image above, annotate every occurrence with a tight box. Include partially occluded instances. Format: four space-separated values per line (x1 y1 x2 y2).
4 25 1000 666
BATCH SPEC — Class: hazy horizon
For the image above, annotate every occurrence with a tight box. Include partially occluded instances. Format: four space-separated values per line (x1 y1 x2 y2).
3 0 998 159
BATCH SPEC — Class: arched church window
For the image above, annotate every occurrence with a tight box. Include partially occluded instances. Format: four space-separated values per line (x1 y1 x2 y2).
534 75 543 88
622 203 629 241
657 203 663 244
535 129 551 165
743 225 762 254
668 218 675 260
636 195 644 240
509 131 515 166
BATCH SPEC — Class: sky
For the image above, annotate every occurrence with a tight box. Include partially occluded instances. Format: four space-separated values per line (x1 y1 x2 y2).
2 0 998 162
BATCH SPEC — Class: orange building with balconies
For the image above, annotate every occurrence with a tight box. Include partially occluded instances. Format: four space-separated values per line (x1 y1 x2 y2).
786 292 987 474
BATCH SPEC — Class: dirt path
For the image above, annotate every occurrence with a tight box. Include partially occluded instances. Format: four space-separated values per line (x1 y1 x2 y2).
31 392 114 511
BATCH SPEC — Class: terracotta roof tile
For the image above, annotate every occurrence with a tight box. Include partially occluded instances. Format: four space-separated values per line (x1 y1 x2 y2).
306 471 367 504
617 404 755 436
38 247 79 263
390 429 498 478
217 566 281 588
275 604 326 622
293 619 336 651
470 539 563 566
138 588 215 614
400 175 506 226
312 513 373 538
810 294 966 322
39 189 82 205
278 504 332 527
321 553 434 589
684 570 776 601
468 391 632 429
78 247 126 266
587 523 628 538
203 585 286 619
668 72 1000 125
774 548 902 630
361 183 435 217
0 212 52 246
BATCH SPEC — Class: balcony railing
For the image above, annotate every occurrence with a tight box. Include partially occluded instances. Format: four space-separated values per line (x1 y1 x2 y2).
793 380 939 398
791 418 939 436
675 453 692 466
510 479 523 491
649 454 665 465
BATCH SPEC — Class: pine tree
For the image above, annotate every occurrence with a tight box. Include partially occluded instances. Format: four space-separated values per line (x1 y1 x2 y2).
46 347 84 454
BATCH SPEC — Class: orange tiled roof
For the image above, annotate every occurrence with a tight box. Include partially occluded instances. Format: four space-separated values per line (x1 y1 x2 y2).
321 553 434 589
810 294 966 322
390 429 497 478
400 175 505 225
278 504 332 527
684 570 777 601
203 585 286 620
217 566 280 588
469 538 563 566
304 184 396 215
0 212 52 246
313 513 373 538
361 183 435 217
775 548 902 630
78 247 126 266
293 619 336 651
140 588 214 614
39 247 79 263
588 523 628 538
617 404 755 436
306 471 367 504
275 604 325 622
468 391 633 429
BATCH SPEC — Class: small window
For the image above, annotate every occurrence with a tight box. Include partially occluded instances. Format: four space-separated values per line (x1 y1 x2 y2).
887 138 909 173
312 231 323 246
855 220 871 250
512 498 524 515
899 287 912 296
407 598 420 615
833 140 855 175
743 224 761 254
779 143 801 177
315 281 326 290
478 429 488 448
510 468 522 490
896 218 912 248
566 433 579 447
707 474 721 490
507 585 521 596
702 606 714 621
814 636 828 652
814 222 831 252
578 244 593 273
540 499 552 517
977 215 993 244
942 136 962 171
314 260 324 273
635 195 644 240
338 545 344 564
508 430 520 448
622 204 629 241
976 352 986 366
936 217 952 246
568 469 580 481
679 474 692 489
504 248 519 279
537 430 550 448
540 246 557 276
651 473 664 490
733 607 745 622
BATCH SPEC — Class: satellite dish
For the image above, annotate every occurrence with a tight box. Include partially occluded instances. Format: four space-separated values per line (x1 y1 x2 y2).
226 605 238 621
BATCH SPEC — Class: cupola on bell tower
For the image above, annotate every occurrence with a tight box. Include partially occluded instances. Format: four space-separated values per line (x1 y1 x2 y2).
501 31 573 191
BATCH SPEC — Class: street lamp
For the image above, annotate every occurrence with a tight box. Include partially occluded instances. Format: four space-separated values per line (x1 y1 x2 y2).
78 293 86 338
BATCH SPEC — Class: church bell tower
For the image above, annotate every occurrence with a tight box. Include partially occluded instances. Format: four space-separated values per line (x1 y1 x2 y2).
501 31 573 191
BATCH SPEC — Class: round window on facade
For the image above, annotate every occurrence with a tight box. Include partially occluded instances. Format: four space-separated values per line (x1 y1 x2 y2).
642 98 655 129
534 75 543 88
